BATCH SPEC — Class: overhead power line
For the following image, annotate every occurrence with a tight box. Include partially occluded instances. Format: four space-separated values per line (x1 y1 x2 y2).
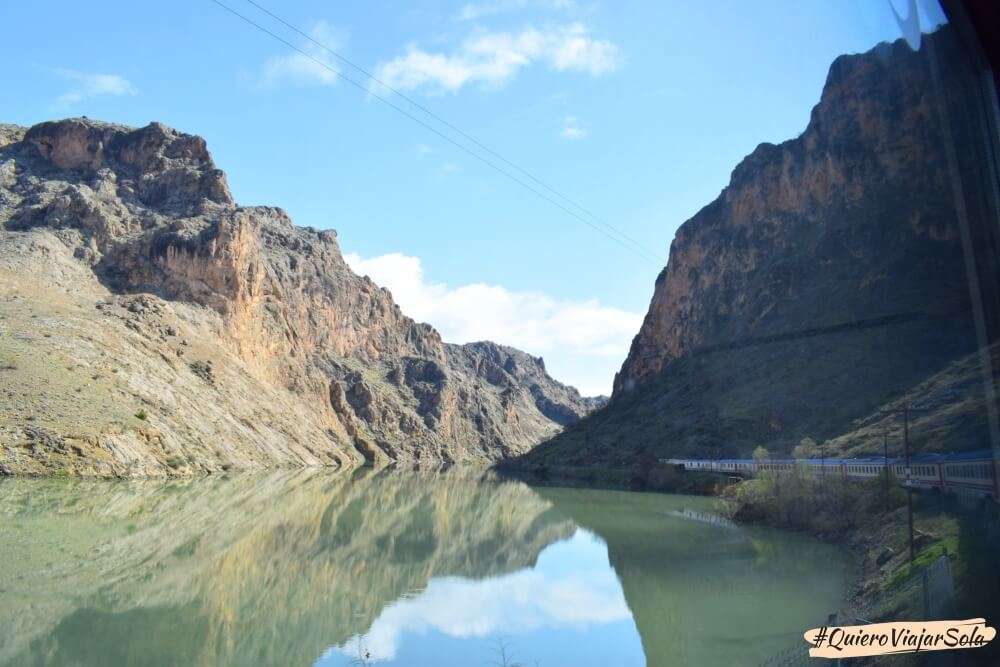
241 0 656 262
207 0 662 265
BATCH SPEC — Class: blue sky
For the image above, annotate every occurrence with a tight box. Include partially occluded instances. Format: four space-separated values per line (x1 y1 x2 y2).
1 1 945 394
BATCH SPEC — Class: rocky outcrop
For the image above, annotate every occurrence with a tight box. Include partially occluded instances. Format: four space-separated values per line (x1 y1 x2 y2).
0 118 598 476
526 27 991 465
616 33 974 396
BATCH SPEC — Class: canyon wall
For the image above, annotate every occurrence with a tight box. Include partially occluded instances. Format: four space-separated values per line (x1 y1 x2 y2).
0 119 598 476
528 26 994 465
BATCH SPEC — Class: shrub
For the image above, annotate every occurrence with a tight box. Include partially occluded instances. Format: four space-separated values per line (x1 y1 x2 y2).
793 437 819 460
724 468 904 536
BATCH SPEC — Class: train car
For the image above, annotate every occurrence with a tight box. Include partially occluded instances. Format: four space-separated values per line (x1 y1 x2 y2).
900 453 946 491
941 450 999 499
664 450 1000 502
843 458 886 481
758 459 797 474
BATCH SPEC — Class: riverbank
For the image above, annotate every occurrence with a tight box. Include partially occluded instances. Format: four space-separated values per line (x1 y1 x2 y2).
502 462 1000 664
497 460 724 495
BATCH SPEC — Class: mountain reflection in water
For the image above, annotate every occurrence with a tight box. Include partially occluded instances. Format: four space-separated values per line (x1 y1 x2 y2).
0 470 846 666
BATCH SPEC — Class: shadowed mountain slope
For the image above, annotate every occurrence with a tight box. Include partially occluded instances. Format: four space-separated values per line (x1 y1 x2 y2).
524 26 996 465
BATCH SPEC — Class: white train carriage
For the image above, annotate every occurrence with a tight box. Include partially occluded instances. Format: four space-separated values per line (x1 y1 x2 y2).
665 449 999 501
843 460 885 480
942 455 997 497
886 454 946 490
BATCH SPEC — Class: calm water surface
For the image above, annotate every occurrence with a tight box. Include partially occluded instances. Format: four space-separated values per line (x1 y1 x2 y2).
0 470 847 666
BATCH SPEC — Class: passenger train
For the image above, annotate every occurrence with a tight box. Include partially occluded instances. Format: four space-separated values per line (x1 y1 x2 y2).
663 449 1000 501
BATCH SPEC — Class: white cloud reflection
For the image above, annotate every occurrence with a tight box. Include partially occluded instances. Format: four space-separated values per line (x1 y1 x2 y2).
326 530 630 662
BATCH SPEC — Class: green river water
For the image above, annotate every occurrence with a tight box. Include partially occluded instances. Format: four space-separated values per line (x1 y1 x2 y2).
0 469 847 666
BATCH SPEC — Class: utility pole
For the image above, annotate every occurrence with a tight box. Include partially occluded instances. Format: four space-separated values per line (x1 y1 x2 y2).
879 405 925 564
875 431 890 509
900 404 928 563
820 440 825 484
904 405 916 562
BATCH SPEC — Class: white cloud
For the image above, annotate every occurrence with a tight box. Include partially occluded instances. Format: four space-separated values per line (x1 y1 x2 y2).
51 69 137 108
560 115 587 139
329 530 630 662
456 0 528 21
372 23 619 94
344 251 640 395
260 21 342 88
455 0 578 22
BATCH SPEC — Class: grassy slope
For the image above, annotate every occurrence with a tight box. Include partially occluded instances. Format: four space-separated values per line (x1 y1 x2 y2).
522 317 975 467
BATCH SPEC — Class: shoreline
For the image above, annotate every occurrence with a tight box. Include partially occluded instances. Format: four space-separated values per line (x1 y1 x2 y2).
499 461 1000 664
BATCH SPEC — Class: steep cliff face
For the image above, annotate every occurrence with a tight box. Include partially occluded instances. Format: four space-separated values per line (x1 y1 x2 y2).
616 35 971 395
0 119 597 476
527 28 987 465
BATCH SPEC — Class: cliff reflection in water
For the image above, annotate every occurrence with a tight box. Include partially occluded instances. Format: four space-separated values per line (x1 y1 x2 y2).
0 471 846 666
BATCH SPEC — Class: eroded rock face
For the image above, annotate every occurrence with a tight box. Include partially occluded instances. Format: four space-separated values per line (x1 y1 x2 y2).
523 28 988 465
0 118 598 475
615 35 972 396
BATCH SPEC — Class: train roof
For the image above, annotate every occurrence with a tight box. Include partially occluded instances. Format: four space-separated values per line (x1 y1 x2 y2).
675 449 998 465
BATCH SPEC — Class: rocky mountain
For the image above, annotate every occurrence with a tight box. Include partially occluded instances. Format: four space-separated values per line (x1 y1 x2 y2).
0 118 599 477
525 26 996 466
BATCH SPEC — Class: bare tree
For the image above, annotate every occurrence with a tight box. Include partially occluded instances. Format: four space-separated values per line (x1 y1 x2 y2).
349 636 374 667
488 637 528 667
